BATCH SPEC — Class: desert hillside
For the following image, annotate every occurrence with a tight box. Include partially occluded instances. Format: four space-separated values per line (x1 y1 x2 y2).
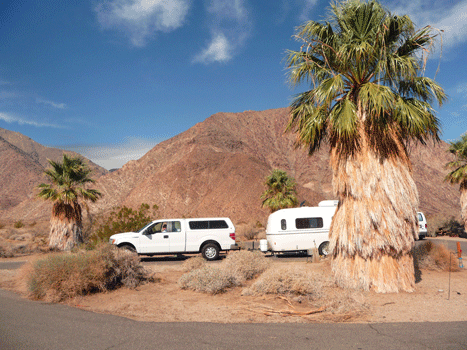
0 128 107 222
90 108 460 227
0 109 460 227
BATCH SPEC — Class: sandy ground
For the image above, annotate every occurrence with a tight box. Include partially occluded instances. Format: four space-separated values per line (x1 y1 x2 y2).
1 244 466 324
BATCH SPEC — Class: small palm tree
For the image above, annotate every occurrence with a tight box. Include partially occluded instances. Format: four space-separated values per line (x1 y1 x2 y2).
285 0 446 292
37 154 102 251
261 169 298 212
445 133 467 232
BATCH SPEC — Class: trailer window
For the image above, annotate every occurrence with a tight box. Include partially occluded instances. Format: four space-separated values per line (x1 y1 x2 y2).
295 217 323 229
281 219 286 230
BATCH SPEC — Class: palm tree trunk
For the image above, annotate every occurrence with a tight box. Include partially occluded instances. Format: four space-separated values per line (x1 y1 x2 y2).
329 113 418 293
48 202 83 251
460 182 467 233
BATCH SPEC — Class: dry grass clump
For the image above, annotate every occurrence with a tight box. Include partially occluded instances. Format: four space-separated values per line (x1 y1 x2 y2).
414 241 461 272
178 266 235 294
181 256 206 272
26 243 150 302
242 265 324 299
178 250 270 294
223 250 271 284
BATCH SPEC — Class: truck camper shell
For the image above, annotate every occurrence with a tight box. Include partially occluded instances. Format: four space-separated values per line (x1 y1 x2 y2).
264 202 337 256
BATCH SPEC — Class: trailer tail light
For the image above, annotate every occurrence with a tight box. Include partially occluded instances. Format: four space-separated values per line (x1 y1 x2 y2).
229 232 236 240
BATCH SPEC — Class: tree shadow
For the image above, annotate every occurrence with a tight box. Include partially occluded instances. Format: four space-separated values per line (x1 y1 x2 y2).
413 254 422 284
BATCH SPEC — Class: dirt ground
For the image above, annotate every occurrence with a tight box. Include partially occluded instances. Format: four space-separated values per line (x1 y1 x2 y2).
1 237 466 324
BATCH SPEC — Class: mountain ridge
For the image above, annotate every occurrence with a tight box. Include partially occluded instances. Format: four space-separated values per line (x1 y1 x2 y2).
0 108 461 227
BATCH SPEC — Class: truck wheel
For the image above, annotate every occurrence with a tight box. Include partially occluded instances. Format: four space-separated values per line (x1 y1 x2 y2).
120 244 136 253
202 243 219 261
319 242 330 256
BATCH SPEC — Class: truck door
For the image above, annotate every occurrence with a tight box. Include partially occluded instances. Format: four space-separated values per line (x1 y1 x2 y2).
139 221 170 253
167 221 185 252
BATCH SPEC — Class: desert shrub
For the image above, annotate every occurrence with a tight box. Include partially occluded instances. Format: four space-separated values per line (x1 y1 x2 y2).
237 221 266 241
222 250 270 284
26 243 150 302
0 245 14 258
178 266 234 294
243 229 259 240
90 203 159 244
14 221 24 229
242 266 324 299
181 256 206 272
178 251 270 294
434 217 466 237
413 241 461 272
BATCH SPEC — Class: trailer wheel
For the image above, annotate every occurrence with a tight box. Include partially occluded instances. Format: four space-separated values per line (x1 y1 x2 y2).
202 243 220 261
319 242 330 256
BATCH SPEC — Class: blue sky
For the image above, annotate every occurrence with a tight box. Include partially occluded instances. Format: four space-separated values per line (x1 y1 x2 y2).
1 0 466 170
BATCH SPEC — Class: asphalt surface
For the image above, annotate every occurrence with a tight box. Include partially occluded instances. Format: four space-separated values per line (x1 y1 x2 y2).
0 289 466 350
137 238 467 266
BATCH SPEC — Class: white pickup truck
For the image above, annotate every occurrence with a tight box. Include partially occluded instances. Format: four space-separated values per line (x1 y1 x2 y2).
109 217 237 260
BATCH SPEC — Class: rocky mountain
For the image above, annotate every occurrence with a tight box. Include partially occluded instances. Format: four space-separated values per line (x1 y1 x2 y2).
0 109 460 227
91 108 460 228
0 128 107 222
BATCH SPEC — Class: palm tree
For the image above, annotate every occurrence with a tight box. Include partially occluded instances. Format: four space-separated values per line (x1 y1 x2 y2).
285 0 446 292
445 133 467 232
261 169 298 212
37 154 102 251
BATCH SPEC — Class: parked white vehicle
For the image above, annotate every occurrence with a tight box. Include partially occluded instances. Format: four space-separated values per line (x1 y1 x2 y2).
417 212 428 240
109 218 237 260
261 201 337 256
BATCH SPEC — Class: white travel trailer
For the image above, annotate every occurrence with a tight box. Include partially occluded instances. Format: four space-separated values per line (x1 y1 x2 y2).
261 201 337 256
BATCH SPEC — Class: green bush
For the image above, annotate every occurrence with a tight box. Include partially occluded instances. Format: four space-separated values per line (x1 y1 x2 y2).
14 220 24 229
26 243 150 302
90 203 159 244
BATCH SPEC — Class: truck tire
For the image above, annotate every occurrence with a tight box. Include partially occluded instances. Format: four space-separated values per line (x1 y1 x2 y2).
202 243 220 261
319 241 330 256
120 244 136 253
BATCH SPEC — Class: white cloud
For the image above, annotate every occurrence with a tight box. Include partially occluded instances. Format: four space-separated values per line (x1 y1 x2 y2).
193 33 231 63
0 112 64 128
387 0 467 50
95 0 191 47
299 0 319 22
36 98 67 109
193 0 251 64
66 137 160 170
0 91 18 100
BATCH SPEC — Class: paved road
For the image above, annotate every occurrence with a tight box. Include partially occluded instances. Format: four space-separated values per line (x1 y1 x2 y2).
136 238 467 266
0 289 466 350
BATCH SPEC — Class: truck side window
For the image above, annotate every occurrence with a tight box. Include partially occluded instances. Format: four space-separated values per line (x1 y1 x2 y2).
295 217 323 229
146 222 162 234
281 219 286 230
171 221 181 232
